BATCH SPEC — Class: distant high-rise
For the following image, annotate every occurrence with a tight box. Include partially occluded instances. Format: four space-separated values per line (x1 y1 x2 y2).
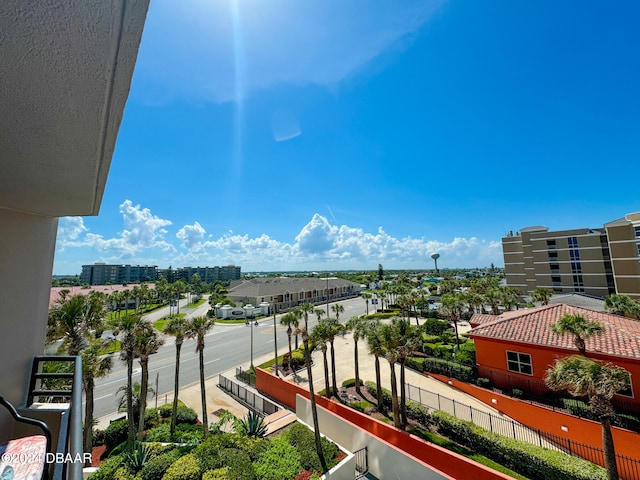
80 263 158 285
503 212 640 299
158 265 241 283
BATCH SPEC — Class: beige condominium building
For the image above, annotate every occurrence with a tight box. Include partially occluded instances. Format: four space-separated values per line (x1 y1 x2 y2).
503 212 640 299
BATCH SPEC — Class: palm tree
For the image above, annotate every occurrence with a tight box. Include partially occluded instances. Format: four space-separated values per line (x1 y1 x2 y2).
394 319 422 427
186 315 216 439
484 287 502 315
310 321 332 397
377 322 401 428
132 322 164 437
280 312 299 371
326 317 346 397
163 315 189 435
330 303 344 321
345 316 373 395
440 292 465 351
298 302 315 329
361 292 372 315
80 337 112 462
604 294 640 319
47 293 105 355
110 313 143 449
313 308 325 322
551 313 603 355
366 323 385 411
545 356 630 480
300 324 328 472
531 288 553 306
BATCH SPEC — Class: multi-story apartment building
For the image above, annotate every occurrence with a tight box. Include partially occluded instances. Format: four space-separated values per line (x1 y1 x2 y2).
80 263 158 285
503 212 640 299
158 265 241 283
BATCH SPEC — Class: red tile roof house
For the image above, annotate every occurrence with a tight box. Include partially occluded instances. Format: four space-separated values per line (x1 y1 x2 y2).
467 303 640 411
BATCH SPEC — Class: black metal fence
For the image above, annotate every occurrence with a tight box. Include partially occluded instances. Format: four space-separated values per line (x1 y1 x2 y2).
235 366 256 386
354 446 369 479
219 373 280 415
405 382 640 480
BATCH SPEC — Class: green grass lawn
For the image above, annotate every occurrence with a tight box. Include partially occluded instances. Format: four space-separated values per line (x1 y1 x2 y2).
187 298 206 307
409 427 529 480
153 313 186 332
99 339 121 355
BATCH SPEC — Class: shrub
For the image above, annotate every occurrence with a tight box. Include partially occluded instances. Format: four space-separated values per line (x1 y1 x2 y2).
349 401 375 413
93 428 106 446
254 435 301 480
287 422 338 472
431 410 607 480
88 454 125 480
124 442 152 473
193 433 243 473
433 344 453 359
341 378 356 388
476 377 491 388
104 419 128 453
145 424 171 442
159 400 186 418
161 453 200 480
406 400 431 427
202 468 229 480
423 318 449 336
176 405 198 424
219 448 255 480
510 388 524 399
144 407 160 429
235 411 268 438
424 358 474 382
405 356 424 372
140 449 182 480
365 381 392 409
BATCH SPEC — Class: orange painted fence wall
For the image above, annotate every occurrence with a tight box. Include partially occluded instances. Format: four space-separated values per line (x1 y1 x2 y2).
429 373 640 462
255 368 514 480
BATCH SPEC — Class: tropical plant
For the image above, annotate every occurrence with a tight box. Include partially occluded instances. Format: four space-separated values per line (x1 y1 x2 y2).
330 303 344 321
440 292 465 350
132 322 164 437
280 312 298 371
345 316 373 394
376 321 401 428
360 292 372 315
110 312 143 450
366 322 385 411
310 321 332 397
163 315 189 435
124 442 152 473
394 319 422 427
604 294 640 319
531 288 553 306
47 292 106 355
186 315 216 439
81 337 112 460
545 355 631 480
300 324 328 472
235 411 268 438
551 313 603 355
325 317 346 396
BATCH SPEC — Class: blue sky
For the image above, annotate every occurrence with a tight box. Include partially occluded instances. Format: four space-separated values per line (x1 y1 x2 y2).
53 1 640 274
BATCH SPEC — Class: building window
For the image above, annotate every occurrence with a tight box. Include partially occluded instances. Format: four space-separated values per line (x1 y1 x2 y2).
637 244 640 257
618 376 634 398
506 351 533 375
635 226 640 238
568 236 578 248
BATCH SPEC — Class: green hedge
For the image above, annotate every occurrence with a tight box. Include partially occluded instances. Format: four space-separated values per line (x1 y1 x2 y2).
104 419 128 453
430 411 607 480
140 449 182 480
423 358 475 382
287 422 338 472
161 453 201 480
254 435 301 480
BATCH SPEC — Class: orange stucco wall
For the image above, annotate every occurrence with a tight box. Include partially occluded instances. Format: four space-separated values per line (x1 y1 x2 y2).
255 368 515 480
429 373 640 463
473 337 640 406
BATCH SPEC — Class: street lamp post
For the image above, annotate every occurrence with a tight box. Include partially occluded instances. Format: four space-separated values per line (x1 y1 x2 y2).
250 315 254 370
326 273 330 317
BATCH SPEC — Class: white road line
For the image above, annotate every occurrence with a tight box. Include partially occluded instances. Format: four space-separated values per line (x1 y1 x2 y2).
204 357 221 365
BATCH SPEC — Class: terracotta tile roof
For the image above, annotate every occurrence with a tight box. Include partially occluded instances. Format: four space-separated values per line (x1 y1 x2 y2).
468 304 640 360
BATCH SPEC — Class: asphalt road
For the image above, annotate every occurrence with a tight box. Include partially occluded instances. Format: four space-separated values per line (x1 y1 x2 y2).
91 296 368 419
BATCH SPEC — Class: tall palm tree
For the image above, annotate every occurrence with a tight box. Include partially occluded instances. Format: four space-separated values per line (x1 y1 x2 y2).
545 356 630 480
313 308 325 322
366 323 385 411
394 319 422 427
298 302 315 329
326 317 346 397
300 324 328 472
110 313 143 450
186 315 216 439
280 312 299 371
163 315 189 435
330 303 344 321
440 292 465 351
47 293 105 355
551 313 603 355
484 287 502 315
132 322 164 437
80 337 112 462
377 322 401 428
360 292 372 315
345 316 375 395
310 321 332 397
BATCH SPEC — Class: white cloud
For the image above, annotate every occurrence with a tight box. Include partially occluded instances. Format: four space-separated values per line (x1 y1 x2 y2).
54 204 503 274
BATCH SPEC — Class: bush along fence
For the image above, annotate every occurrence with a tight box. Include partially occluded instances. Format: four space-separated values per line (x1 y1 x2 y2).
403 380 640 480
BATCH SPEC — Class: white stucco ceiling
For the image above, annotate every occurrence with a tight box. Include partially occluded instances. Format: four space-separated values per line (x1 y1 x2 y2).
0 0 149 217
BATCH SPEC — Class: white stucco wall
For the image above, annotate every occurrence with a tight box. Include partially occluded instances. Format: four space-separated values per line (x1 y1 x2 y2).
0 209 58 439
